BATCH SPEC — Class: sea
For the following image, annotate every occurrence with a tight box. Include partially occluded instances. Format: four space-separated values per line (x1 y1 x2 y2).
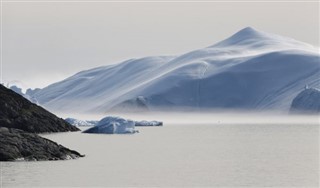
1 113 319 187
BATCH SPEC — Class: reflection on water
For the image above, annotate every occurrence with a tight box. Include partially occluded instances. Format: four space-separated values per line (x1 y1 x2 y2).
1 122 319 187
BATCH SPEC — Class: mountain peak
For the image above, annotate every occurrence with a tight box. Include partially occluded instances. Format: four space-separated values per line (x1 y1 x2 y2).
230 26 268 40
210 27 315 50
235 26 260 36
211 26 269 48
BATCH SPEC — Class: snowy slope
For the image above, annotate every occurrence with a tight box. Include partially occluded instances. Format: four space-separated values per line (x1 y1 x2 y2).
31 27 320 113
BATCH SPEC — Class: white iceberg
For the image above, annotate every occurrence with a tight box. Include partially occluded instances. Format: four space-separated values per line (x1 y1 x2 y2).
65 118 98 126
83 116 138 134
135 120 163 126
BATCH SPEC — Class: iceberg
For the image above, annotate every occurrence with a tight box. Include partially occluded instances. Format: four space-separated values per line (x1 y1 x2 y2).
65 118 98 126
83 116 138 134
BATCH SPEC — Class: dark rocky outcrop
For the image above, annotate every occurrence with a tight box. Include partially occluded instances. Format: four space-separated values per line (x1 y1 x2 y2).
0 127 84 161
0 84 84 161
0 84 79 133
290 88 320 114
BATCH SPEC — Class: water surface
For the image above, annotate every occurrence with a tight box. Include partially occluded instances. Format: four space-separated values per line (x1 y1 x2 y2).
1 123 319 187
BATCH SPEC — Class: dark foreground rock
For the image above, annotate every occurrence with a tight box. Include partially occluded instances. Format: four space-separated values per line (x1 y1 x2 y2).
290 88 320 114
0 84 79 133
0 84 83 161
0 127 84 161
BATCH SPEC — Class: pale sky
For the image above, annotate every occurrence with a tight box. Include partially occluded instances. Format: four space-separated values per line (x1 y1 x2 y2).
1 1 319 89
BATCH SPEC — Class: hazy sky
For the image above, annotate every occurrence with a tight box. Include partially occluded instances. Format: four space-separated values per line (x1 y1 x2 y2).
1 1 319 89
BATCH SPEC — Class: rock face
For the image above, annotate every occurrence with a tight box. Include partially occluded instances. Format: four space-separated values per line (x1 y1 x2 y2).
0 84 79 133
290 88 320 113
83 116 138 134
0 127 84 161
0 84 83 161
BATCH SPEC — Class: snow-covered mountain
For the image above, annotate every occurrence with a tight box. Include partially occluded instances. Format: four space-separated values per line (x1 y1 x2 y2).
7 85 39 104
30 27 320 113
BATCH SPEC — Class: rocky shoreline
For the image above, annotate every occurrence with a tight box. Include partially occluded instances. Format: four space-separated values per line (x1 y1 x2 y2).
0 85 84 161
0 127 84 161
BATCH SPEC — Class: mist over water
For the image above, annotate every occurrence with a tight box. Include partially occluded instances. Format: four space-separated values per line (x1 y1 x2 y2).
59 111 320 125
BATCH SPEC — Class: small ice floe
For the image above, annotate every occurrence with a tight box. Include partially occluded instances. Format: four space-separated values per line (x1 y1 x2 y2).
135 120 163 126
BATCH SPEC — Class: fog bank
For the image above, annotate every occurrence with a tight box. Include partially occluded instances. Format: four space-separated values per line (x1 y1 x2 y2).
59 111 320 125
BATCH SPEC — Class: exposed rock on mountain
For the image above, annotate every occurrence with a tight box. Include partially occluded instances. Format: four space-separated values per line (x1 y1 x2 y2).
290 88 320 113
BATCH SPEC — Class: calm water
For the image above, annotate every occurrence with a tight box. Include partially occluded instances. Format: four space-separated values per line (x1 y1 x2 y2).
1 123 319 187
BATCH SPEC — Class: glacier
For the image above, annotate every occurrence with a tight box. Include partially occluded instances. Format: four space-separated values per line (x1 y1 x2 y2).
28 27 320 113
